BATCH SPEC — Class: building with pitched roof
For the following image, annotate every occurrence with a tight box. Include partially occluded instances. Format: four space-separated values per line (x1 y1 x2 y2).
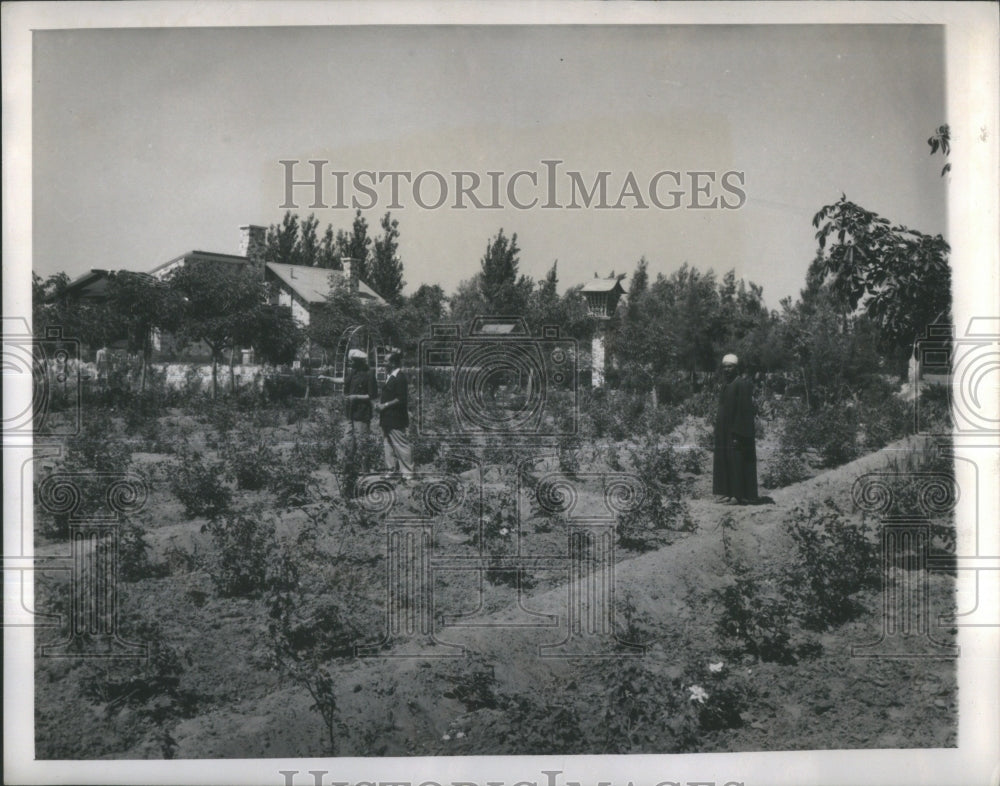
265 259 384 327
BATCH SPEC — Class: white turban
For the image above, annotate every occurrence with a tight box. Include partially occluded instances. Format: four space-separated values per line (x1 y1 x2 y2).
348 349 367 361
722 353 738 366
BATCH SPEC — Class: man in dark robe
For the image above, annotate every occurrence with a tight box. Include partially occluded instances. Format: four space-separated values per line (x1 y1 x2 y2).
713 353 758 504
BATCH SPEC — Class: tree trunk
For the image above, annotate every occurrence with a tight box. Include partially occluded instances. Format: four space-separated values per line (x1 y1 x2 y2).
229 345 236 395
304 338 312 401
140 336 150 394
211 354 219 400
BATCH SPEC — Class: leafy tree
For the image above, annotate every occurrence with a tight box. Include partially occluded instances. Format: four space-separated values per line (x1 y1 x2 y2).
609 260 774 393
335 209 372 282
167 263 270 397
811 196 950 353
408 283 447 325
245 304 304 367
449 274 489 329
105 271 181 392
368 212 405 305
307 277 394 356
265 212 301 266
478 228 532 316
532 261 560 324
318 224 339 269
524 261 594 340
394 283 448 346
298 214 321 269
32 272 121 350
928 124 951 176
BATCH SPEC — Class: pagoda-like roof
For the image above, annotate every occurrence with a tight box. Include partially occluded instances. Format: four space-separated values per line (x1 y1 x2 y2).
582 277 626 294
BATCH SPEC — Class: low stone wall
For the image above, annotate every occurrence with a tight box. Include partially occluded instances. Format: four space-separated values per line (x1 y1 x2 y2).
155 363 265 391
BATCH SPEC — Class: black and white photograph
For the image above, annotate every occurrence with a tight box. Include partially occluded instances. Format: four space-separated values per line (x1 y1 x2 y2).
3 3 999 785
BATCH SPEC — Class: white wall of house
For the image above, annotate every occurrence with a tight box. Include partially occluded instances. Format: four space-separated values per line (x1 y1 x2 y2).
276 287 311 326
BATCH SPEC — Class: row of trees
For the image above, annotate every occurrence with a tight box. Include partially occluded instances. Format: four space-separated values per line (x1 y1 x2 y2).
263 209 405 306
33 265 302 397
34 186 950 405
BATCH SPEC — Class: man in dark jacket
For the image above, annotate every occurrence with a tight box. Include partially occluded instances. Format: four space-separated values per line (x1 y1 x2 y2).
375 350 414 482
713 353 758 504
343 349 378 465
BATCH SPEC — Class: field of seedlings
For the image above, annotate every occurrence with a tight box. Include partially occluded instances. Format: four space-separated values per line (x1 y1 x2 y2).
32 378 958 758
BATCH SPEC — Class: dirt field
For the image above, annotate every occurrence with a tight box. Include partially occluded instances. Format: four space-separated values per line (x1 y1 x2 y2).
33 406 957 759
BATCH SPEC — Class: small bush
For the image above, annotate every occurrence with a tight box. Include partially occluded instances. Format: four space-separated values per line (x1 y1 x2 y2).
918 383 951 432
222 425 279 491
203 508 278 597
715 567 798 664
169 449 232 519
269 440 321 508
785 501 880 630
79 619 194 723
678 446 708 476
782 402 859 468
860 384 913 450
616 438 693 551
761 451 810 489
441 660 500 711
117 516 165 582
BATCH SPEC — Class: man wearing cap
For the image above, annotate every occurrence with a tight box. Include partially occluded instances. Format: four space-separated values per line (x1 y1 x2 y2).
713 353 758 505
375 350 414 483
343 349 378 464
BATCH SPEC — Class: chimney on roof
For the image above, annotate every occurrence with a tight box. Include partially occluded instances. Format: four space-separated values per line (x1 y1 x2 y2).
239 225 267 279
340 257 359 293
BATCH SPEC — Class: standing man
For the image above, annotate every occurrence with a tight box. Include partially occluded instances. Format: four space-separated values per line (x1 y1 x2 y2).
376 350 414 483
343 348 378 466
713 353 758 505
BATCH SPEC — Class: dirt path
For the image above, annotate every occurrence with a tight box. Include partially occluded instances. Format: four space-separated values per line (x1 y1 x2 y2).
154 434 953 758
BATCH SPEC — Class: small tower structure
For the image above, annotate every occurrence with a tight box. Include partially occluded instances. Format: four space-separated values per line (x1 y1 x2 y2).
582 276 626 387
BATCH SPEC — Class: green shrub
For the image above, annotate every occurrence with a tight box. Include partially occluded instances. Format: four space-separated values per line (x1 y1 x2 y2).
169 449 232 519
860 384 913 450
616 438 693 551
269 440 321 508
79 619 194 723
761 451 810 489
203 508 278 597
117 516 165 582
222 425 278 490
782 402 859 468
715 566 798 664
785 501 880 630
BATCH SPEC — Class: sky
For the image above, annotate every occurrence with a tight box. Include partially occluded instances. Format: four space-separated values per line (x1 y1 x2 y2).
32 24 947 310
